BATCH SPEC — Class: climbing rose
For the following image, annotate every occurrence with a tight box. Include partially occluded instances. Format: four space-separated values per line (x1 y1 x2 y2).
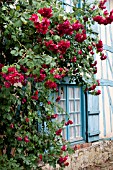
58 155 68 164
100 53 107 60
75 30 87 43
96 90 101 95
29 14 39 22
56 129 62 135
58 40 70 54
61 145 67 151
97 80 100 86
45 80 57 89
4 82 11 88
22 98 26 104
98 0 107 10
47 101 51 105
34 17 50 34
51 114 58 119
24 136 30 143
39 154 42 161
89 84 96 91
31 95 38 100
54 74 62 79
57 20 73 36
45 40 58 53
4 67 24 85
10 123 14 129
90 60 97 67
72 20 84 31
64 162 69 166
56 96 61 102
25 118 29 123
17 137 22 141
38 7 53 18
71 56 76 62
65 120 73 126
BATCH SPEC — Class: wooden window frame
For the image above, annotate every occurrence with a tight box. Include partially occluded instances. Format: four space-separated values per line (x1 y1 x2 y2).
57 81 86 144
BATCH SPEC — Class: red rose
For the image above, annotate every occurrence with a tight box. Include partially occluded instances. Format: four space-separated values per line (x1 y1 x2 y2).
51 114 58 119
38 7 53 18
96 90 101 95
56 96 61 102
29 14 39 22
61 145 67 151
10 123 14 129
39 154 42 161
25 118 29 123
24 136 30 143
17 136 22 141
56 129 62 135
65 120 73 126
47 101 51 105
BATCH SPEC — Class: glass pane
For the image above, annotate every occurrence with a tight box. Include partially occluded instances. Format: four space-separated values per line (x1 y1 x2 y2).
62 128 66 140
60 86 65 99
75 114 80 124
69 100 75 112
58 114 65 122
70 113 74 123
60 101 66 111
70 126 76 141
76 126 81 137
75 100 80 112
75 88 80 98
69 88 74 98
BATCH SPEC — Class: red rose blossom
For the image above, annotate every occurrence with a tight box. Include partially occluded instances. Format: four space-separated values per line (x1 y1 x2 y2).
65 120 73 126
38 7 53 18
96 90 101 95
61 145 67 151
56 96 61 102
51 114 58 119
24 136 30 143
25 118 29 123
39 154 43 161
45 80 57 89
10 123 14 129
47 101 51 105
17 136 22 141
56 129 62 135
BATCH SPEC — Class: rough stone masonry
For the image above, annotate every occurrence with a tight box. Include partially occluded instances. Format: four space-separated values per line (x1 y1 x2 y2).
42 140 113 170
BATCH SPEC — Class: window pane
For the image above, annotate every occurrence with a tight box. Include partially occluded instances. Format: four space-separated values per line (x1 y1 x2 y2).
70 113 74 123
60 86 65 99
60 101 66 111
57 114 65 122
75 113 80 124
62 128 66 140
69 100 75 112
76 126 81 137
75 100 80 112
70 126 76 141
75 88 80 98
69 88 74 98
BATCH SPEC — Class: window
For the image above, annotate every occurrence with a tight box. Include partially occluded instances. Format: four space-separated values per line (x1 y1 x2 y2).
60 0 82 12
56 84 86 144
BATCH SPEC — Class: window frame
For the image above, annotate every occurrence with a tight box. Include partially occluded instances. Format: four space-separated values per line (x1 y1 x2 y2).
57 79 86 144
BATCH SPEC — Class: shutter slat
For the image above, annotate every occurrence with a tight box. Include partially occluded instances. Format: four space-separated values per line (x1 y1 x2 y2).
87 93 100 142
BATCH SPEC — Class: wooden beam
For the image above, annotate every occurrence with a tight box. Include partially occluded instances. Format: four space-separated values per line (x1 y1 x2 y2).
100 79 113 86
103 44 113 53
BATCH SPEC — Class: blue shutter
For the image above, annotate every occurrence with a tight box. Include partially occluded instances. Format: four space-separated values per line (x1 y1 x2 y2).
87 93 100 142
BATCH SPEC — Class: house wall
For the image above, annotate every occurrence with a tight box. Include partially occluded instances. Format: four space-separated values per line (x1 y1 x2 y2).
96 0 113 139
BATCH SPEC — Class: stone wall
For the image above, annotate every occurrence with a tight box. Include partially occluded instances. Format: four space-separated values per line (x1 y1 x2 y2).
43 140 113 170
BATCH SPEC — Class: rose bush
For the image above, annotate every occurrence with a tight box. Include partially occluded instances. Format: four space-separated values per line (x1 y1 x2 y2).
0 0 113 169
